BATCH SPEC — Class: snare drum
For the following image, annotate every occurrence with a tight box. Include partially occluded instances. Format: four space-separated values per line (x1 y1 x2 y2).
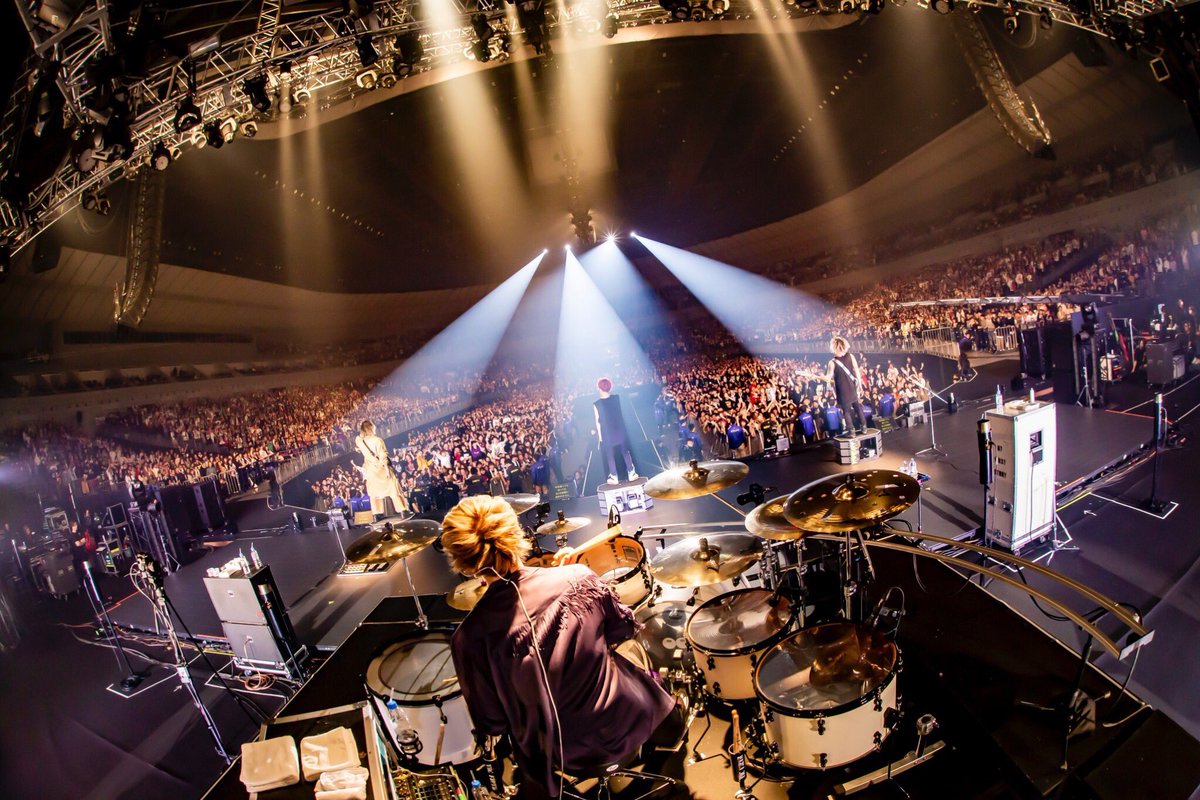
365 628 478 766
685 588 794 700
754 622 899 770
575 535 653 609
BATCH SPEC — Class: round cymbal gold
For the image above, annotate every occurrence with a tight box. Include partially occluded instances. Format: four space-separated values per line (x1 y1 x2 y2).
648 533 764 587
536 511 591 536
345 518 441 564
447 578 489 611
643 459 750 500
745 495 805 540
782 470 919 534
497 493 541 514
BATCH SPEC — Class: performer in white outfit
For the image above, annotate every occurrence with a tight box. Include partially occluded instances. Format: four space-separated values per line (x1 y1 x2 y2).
354 420 407 516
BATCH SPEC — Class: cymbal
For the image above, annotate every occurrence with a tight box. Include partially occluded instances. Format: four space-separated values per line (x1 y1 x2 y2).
782 470 919 534
536 511 591 536
745 495 805 540
643 460 750 500
446 578 489 611
497 493 541 514
649 533 764 587
345 518 441 564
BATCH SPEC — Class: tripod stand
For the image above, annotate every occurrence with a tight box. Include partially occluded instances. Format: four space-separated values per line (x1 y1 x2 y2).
80 560 147 695
915 381 948 459
131 554 231 764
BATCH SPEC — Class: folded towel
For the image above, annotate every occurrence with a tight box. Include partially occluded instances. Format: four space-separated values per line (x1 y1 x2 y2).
300 726 360 782
315 766 369 800
240 736 299 792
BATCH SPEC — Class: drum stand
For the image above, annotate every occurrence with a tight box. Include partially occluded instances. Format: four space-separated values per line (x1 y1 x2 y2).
841 529 876 621
400 556 427 629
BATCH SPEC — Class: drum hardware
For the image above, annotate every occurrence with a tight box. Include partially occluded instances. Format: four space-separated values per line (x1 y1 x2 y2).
536 511 591 538
781 471 919 534
831 715 946 798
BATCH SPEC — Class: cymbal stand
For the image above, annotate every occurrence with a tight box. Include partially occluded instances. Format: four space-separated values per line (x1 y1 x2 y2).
400 556 427 629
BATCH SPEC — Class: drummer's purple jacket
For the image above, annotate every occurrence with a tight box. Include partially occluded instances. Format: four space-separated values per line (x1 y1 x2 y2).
450 564 674 793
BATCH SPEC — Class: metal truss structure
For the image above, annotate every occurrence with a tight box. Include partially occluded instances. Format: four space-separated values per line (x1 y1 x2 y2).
0 0 1193 258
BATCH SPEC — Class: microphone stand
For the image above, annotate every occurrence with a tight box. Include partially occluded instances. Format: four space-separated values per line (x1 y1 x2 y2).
915 381 948 459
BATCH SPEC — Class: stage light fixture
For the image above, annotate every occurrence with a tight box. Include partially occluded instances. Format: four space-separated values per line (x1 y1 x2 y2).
602 13 619 37
191 129 207 148
150 141 173 171
173 95 202 133
220 117 238 142
293 86 311 105
241 120 259 138
393 31 424 77
708 0 730 16
355 69 379 89
356 34 380 67
929 0 953 12
71 125 105 174
80 188 111 215
243 75 271 113
203 121 225 149
1038 7 1053 28
467 39 491 62
862 0 883 13
839 0 856 11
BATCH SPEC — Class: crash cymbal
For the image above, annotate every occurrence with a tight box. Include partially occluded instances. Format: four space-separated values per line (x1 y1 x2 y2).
781 470 919 534
649 533 764 588
643 459 750 500
745 495 805 540
345 518 441 564
497 493 541 514
447 578 489 611
536 511 591 536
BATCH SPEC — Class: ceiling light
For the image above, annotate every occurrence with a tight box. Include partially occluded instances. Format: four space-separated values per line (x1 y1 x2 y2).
356 34 380 67
293 86 311 105
1003 5 1019 32
204 121 225 149
173 95 202 133
602 13 619 37
150 141 173 171
393 31 424 77
355 69 378 89
241 120 258 138
1038 7 1053 28
929 0 953 12
708 0 730 16
72 125 104 173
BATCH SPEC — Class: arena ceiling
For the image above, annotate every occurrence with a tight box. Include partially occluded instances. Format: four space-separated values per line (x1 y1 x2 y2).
30 11 1103 293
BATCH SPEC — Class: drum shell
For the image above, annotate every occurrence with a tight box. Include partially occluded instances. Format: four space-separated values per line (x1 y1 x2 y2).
686 589 794 701
576 535 652 609
757 660 898 769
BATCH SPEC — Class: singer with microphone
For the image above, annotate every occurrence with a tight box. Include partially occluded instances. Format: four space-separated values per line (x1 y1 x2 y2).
440 496 681 799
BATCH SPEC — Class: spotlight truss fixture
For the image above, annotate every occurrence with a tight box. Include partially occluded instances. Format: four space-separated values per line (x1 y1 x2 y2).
601 12 619 37
203 120 226 149
173 94 202 134
1003 4 1020 32
929 0 954 13
356 34 380 67
392 31 424 77
242 74 271 113
150 141 173 171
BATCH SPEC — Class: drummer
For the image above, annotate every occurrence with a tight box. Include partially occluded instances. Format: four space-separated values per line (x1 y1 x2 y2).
440 495 682 799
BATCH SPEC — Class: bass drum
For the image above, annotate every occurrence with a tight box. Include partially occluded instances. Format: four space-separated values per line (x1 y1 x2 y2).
754 623 899 770
365 628 478 766
685 588 794 701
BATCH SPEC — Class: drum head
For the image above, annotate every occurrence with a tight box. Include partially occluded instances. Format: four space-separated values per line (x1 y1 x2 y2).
366 629 460 704
685 589 792 655
756 623 897 715
635 601 694 670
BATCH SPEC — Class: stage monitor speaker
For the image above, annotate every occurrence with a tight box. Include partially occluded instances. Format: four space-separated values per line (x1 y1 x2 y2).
1146 342 1179 385
1044 323 1078 404
192 479 225 531
1019 328 1048 378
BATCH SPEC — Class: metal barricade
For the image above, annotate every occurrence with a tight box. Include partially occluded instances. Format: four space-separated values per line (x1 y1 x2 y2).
919 327 959 360
989 325 1019 353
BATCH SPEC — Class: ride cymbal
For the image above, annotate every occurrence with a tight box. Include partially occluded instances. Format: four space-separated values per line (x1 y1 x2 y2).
345 518 441 564
497 493 541 514
648 533 764 587
643 459 750 500
782 470 918 534
745 495 806 540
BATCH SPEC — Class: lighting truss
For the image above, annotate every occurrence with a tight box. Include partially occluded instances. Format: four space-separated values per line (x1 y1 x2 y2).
0 0 1192 255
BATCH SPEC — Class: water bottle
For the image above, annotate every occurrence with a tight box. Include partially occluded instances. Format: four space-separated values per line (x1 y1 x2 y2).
385 697 402 737
994 385 1003 411
249 543 261 570
1029 387 1036 404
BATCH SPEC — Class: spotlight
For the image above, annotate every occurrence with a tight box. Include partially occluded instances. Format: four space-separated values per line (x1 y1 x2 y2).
689 5 705 21
191 129 207 148
203 120 225 149
219 117 238 142
241 120 258 138
1038 7 1052 29
862 0 883 12
173 95 202 133
355 69 379 89
602 13 619 37
242 74 271 113
796 0 819 7
356 34 380 67
150 141 173 171
293 86 311 105
929 0 953 12
660 0 689 21
393 31 424 77
607 232 618 242
468 39 491 62
80 188 111 215
840 0 856 11
1003 5 1019 33
72 124 104 173
707 0 729 16
379 73 397 89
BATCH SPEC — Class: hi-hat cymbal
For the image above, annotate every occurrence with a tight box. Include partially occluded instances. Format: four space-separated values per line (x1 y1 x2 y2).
345 518 441 564
782 470 919 534
447 578 489 611
643 460 750 500
497 493 541 514
649 533 764 587
536 511 591 536
745 495 806 540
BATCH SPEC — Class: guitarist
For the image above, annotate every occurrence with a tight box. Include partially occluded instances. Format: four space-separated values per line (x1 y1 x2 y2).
354 420 408 517
825 336 867 437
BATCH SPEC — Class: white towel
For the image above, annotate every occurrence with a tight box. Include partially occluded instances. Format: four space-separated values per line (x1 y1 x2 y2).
315 766 369 800
240 736 299 792
300 726 360 782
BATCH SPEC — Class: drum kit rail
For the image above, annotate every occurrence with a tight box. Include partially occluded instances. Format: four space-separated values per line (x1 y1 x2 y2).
350 460 1151 794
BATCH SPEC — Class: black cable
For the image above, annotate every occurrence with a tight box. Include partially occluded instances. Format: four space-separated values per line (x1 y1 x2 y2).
164 593 270 724
1015 566 1071 622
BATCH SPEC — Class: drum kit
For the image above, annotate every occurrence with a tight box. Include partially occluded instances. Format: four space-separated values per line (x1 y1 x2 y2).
354 461 927 782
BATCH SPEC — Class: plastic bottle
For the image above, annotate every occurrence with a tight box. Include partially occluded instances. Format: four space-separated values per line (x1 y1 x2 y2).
1029 387 1036 404
249 543 261 570
994 385 1003 411
237 548 250 575
385 697 402 737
